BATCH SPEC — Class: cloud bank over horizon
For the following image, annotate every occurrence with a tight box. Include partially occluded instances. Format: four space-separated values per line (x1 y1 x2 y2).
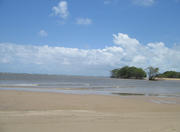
0 33 180 76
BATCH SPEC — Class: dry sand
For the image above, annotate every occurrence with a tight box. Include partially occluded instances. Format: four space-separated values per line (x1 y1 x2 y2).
157 78 180 81
0 90 180 132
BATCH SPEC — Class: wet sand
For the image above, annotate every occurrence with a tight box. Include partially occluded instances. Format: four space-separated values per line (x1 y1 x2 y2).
0 90 180 132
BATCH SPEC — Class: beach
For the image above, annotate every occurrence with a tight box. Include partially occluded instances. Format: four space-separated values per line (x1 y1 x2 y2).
0 90 180 132
156 78 180 81
1 0 180 131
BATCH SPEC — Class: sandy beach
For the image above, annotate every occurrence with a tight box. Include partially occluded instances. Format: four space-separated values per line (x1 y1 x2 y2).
156 78 180 81
0 90 180 132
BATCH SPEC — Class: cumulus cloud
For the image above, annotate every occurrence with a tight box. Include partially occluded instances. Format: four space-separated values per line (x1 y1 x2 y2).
0 33 180 75
38 30 48 37
52 1 69 19
76 18 92 25
113 33 139 47
132 0 155 6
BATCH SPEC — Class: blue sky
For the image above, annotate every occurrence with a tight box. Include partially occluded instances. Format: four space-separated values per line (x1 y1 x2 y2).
0 0 180 76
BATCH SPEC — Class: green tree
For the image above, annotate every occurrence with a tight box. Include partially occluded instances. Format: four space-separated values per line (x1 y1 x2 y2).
158 71 180 78
111 66 146 79
111 69 119 78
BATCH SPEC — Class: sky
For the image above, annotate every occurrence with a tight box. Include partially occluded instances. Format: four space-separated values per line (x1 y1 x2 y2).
0 0 180 76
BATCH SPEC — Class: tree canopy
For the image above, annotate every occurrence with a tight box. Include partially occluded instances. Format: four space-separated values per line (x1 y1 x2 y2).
111 66 180 80
158 71 180 78
111 66 146 79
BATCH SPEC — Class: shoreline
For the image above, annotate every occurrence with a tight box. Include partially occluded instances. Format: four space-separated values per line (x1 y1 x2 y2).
0 90 180 132
0 87 180 98
156 77 180 81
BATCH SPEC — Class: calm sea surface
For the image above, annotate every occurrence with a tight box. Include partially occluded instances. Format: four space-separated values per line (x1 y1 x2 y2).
0 73 180 97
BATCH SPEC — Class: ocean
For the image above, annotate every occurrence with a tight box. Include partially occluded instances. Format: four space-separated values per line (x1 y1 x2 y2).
0 73 180 97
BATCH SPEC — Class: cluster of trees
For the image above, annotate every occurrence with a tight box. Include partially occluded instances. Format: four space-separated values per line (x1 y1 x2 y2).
111 66 159 80
111 66 146 79
111 66 180 80
157 71 180 78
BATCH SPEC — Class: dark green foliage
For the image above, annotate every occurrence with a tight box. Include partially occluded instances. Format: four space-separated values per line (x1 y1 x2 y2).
158 71 180 78
111 66 146 79
111 69 120 78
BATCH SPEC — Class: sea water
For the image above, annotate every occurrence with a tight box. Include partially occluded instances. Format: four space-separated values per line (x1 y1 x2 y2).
0 73 180 97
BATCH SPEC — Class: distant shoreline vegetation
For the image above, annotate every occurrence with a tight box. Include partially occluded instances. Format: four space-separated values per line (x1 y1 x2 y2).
111 66 146 79
157 71 180 78
111 66 180 80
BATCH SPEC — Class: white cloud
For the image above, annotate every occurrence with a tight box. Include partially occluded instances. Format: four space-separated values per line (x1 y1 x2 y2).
52 1 69 19
76 18 92 25
113 33 140 47
132 0 155 6
38 30 48 37
0 33 180 75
